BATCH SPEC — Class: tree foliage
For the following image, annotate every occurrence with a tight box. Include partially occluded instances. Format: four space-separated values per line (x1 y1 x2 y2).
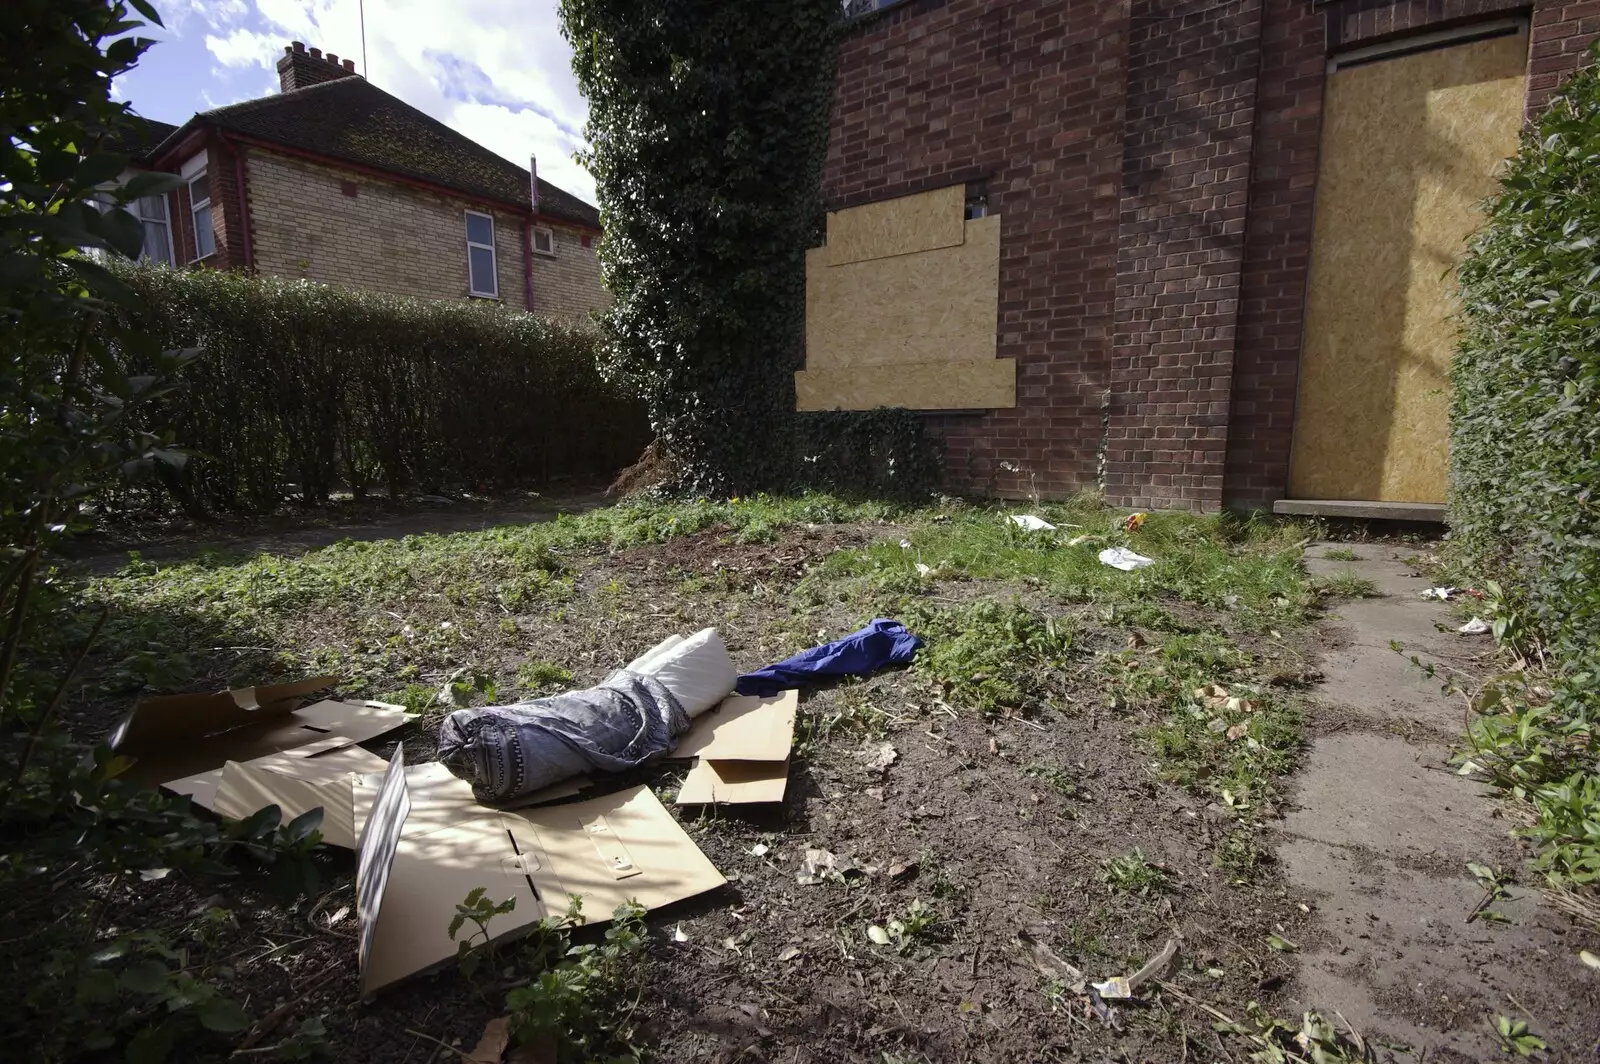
105 266 649 514
1452 52 1600 682
1451 51 1600 890
559 0 842 496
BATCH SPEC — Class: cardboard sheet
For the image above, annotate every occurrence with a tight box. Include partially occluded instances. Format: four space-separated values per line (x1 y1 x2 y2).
674 690 798 762
352 762 586 840
356 780 726 994
677 759 789 805
112 678 411 810
213 746 387 849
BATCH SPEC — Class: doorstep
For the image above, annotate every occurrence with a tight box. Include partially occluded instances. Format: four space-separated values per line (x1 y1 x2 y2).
1271 499 1446 522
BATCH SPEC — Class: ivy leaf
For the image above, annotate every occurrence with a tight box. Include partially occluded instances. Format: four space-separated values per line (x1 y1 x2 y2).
196 995 251 1033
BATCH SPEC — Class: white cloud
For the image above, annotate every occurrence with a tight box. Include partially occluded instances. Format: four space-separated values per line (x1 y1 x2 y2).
187 0 597 203
450 102 594 205
205 28 281 69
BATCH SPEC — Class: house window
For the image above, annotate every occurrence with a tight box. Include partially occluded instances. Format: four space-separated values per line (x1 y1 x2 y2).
531 226 555 257
465 210 498 297
183 153 215 260
135 193 174 266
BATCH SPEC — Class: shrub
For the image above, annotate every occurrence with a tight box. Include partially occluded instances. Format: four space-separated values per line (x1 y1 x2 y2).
1451 51 1600 679
1451 51 1600 889
560 0 841 495
103 265 650 513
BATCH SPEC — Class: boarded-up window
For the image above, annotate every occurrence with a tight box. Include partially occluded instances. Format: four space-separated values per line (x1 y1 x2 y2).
796 185 1014 412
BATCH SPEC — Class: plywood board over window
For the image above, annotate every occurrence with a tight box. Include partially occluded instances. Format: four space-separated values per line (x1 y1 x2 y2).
1288 28 1527 503
797 184 1014 412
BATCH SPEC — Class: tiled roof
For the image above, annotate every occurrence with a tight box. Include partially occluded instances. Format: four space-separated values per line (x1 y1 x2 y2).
105 114 179 161
188 78 599 229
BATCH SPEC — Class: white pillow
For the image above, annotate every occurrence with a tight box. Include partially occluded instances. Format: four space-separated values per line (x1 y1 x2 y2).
626 634 684 674
636 628 736 718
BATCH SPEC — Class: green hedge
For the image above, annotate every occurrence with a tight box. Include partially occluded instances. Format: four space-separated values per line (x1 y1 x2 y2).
1451 54 1600 679
105 266 650 512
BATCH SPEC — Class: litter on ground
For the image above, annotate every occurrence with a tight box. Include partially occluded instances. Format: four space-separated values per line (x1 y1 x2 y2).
1099 547 1155 571
1009 514 1055 531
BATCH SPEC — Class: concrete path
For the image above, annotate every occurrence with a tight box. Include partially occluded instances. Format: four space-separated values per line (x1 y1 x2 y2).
1282 544 1597 1061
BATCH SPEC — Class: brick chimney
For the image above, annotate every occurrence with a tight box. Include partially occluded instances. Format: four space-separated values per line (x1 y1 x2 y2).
276 41 359 92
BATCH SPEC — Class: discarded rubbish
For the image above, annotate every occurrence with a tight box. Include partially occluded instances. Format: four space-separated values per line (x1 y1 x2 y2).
796 848 874 885
915 562 933 577
1421 587 1458 600
109 675 412 814
778 945 802 962
1581 949 1600 971
866 742 898 772
1099 547 1154 571
1091 937 1179 999
1266 933 1299 953
436 629 741 803
352 752 725 994
866 925 891 946
1123 512 1148 533
673 924 689 944
1066 534 1100 547
674 689 798 805
735 618 923 696
1458 617 1492 635
750 843 770 858
1009 514 1056 531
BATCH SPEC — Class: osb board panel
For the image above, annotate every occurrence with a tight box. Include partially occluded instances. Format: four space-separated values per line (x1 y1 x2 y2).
795 358 1016 412
805 215 1001 372
823 184 966 266
1289 31 1527 503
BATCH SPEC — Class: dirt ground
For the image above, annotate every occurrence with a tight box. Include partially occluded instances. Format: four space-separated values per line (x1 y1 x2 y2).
20 508 1600 1063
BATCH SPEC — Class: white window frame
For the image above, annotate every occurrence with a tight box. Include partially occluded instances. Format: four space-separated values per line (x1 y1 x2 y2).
133 190 176 266
182 152 214 260
531 225 556 257
465 209 499 298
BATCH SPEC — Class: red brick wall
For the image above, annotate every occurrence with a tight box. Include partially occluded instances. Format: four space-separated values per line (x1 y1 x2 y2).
1105 0 1264 510
1222 0 1598 509
828 0 1597 510
1221 0 1325 509
825 0 1129 501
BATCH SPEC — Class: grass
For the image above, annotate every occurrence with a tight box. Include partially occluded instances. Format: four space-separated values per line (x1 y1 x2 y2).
1321 546 1363 562
1101 849 1172 895
1313 569 1383 599
45 493 1349 1062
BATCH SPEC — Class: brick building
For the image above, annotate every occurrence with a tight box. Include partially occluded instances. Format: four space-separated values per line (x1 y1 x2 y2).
112 42 606 317
809 0 1598 514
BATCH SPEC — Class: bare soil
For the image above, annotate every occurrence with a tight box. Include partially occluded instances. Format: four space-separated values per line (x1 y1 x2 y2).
18 520 1599 1063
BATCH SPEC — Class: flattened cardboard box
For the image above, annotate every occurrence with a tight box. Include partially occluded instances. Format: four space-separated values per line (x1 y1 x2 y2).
110 676 411 811
674 689 797 805
214 746 389 849
354 757 725 994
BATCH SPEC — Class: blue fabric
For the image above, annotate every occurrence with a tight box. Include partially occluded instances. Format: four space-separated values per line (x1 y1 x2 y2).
735 618 923 696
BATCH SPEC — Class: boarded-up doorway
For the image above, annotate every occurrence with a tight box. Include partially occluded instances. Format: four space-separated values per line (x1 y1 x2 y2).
1288 25 1528 503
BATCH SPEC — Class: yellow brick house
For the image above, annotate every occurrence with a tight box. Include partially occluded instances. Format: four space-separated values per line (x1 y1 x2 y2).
111 42 606 317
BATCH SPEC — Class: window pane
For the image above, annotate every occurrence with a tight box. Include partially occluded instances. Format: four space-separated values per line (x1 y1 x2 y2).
138 193 168 222
465 213 493 246
194 204 215 258
469 245 496 295
188 173 208 206
533 228 554 254
142 220 172 266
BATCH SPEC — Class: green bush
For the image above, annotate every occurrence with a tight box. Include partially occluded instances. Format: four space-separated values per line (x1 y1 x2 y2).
104 265 650 512
560 0 841 495
1452 51 1600 888
1452 50 1600 673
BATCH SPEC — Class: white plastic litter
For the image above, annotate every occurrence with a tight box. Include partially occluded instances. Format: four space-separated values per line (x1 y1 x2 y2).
1098 547 1154 571
1010 515 1056 532
631 627 737 717
1421 587 1457 601
1458 617 1492 635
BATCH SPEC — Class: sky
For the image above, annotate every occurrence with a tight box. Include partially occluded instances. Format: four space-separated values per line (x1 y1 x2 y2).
114 0 598 205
